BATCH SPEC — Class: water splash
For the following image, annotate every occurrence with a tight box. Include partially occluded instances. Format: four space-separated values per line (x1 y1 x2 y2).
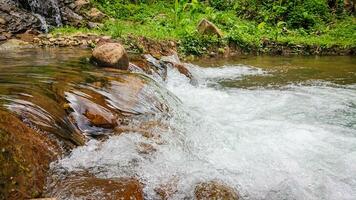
1 50 355 199
54 63 356 199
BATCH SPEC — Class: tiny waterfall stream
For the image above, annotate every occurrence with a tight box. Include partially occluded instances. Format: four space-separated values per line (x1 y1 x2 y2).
0 49 355 200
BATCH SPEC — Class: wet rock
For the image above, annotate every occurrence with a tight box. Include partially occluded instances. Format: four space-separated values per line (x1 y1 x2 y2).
47 172 144 200
66 90 119 130
20 0 62 27
84 108 118 129
137 142 156 155
172 63 194 80
91 43 129 69
0 39 33 50
197 18 223 38
161 54 194 81
86 8 106 22
154 177 179 200
195 181 239 200
129 54 168 80
0 110 60 200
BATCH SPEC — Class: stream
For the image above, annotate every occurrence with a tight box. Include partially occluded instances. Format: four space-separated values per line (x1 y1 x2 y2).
0 48 355 200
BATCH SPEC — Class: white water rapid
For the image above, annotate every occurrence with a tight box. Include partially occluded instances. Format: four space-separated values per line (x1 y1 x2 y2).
55 63 356 200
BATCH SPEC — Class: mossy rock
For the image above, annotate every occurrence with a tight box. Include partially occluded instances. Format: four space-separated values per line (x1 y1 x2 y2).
0 110 59 200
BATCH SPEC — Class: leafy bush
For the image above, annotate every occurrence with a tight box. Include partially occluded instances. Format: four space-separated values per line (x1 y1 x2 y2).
208 0 235 11
234 0 335 29
179 31 225 55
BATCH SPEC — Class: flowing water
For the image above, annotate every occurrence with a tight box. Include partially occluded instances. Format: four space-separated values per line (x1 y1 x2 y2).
0 49 355 200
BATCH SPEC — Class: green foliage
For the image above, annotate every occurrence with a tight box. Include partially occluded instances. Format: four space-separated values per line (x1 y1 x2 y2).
180 31 225 55
53 0 356 55
233 0 338 29
208 0 234 11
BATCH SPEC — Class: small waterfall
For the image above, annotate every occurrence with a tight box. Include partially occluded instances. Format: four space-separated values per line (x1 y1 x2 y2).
27 0 62 30
33 13 49 33
50 0 63 26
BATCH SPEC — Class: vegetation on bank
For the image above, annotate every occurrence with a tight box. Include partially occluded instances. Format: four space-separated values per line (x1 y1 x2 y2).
53 0 356 55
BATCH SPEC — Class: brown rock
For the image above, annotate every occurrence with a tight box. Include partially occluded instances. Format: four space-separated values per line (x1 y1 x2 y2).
48 172 144 200
0 39 32 50
3 32 12 39
0 17 6 25
195 181 239 200
154 177 179 200
91 43 129 69
33 37 40 43
137 142 156 154
172 63 193 80
74 0 90 11
84 108 118 129
160 54 194 80
0 35 7 41
87 8 106 22
0 110 59 200
197 19 223 38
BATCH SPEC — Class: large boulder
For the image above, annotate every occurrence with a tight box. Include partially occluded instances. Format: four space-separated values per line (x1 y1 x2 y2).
197 18 223 38
195 181 239 200
91 43 129 69
0 110 60 199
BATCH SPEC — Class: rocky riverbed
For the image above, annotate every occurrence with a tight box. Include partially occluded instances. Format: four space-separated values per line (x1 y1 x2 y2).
0 43 241 199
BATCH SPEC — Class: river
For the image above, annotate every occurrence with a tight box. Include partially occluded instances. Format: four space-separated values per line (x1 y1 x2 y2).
0 48 355 200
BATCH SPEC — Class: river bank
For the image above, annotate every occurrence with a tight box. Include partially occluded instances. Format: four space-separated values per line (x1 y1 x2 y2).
0 31 355 62
1 0 355 58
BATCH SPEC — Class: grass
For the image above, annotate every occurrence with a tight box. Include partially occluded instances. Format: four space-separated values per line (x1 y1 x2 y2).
51 1 356 55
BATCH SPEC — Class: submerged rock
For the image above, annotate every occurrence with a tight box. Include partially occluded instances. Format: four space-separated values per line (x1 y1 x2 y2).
197 18 223 38
136 142 157 155
83 106 118 129
154 177 179 200
47 172 144 200
91 43 129 69
195 181 239 200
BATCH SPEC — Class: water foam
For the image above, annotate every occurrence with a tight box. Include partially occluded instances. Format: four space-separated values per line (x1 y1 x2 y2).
55 64 356 200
